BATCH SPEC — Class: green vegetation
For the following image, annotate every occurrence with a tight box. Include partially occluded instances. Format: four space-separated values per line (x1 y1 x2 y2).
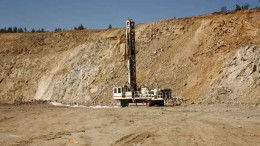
0 27 46 33
219 3 260 13
220 6 228 13
0 24 87 33
74 24 85 30
251 6 260 10
108 24 112 29
235 3 250 11
54 28 62 32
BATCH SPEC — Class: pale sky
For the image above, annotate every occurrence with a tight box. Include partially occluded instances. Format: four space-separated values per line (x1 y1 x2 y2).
0 0 259 30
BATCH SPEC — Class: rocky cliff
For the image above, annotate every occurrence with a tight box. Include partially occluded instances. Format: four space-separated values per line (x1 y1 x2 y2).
0 10 259 105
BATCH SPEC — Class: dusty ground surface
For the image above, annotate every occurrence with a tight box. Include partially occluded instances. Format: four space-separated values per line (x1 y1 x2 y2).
0 104 259 146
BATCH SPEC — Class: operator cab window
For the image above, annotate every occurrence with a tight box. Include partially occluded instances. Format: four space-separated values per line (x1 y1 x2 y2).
118 88 121 93
114 88 117 94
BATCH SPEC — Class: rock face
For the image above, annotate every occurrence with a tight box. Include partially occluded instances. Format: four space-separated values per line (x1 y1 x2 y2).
0 10 259 104
207 46 260 104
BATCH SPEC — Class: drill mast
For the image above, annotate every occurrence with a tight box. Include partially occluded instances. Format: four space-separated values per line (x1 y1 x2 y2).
125 19 137 93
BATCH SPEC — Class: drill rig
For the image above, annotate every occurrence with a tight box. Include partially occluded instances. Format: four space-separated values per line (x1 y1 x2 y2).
113 19 172 107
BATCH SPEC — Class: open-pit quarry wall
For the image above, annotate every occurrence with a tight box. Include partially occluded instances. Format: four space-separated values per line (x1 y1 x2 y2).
0 11 259 105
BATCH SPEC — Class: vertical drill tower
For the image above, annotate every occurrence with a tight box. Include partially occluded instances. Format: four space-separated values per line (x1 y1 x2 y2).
125 19 137 94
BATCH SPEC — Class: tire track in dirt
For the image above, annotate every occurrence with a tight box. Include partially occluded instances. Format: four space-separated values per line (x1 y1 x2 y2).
1 105 259 146
199 119 260 146
111 112 207 146
111 110 260 146
111 126 157 146
14 128 88 146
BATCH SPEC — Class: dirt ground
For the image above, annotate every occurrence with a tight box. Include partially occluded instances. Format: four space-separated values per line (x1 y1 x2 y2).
0 104 259 146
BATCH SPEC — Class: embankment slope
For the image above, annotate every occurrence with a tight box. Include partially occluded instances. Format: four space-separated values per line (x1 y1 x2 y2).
0 10 259 104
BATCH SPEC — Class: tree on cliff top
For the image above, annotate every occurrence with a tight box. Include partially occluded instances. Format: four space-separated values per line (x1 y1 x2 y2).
220 6 228 12
74 24 85 30
108 24 112 29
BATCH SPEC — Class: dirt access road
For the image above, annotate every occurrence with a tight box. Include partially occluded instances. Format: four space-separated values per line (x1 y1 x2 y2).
0 104 259 146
